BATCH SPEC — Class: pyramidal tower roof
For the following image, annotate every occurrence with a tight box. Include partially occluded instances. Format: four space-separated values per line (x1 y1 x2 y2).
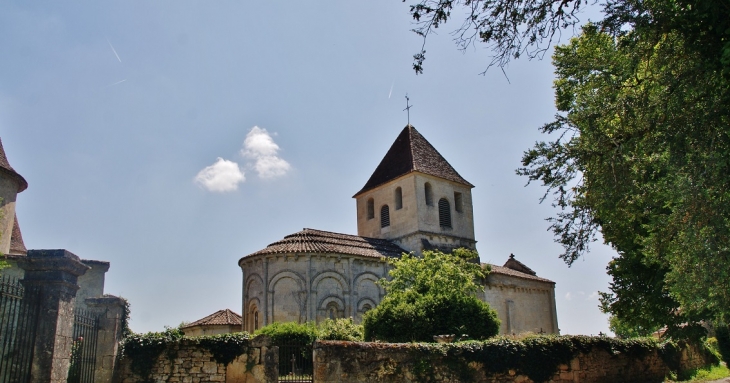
0 138 27 192
354 125 473 197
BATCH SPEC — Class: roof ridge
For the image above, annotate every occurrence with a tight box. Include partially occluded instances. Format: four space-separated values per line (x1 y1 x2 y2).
183 309 242 328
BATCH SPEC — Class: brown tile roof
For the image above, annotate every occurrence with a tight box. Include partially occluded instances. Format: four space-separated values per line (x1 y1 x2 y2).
241 228 406 260
182 309 242 328
0 138 27 193
9 214 26 255
487 264 555 284
354 125 473 197
503 253 536 275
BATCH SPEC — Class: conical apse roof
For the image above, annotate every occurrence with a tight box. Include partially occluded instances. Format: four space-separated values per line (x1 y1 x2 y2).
354 125 472 197
0 138 27 192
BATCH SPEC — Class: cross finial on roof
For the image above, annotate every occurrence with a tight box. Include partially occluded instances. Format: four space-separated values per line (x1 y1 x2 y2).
403 94 413 125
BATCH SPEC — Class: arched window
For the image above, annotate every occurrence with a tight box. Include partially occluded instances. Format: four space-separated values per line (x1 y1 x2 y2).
395 187 403 210
254 311 259 330
439 198 451 228
361 304 372 314
380 205 390 228
424 183 433 206
367 198 374 219
326 302 340 319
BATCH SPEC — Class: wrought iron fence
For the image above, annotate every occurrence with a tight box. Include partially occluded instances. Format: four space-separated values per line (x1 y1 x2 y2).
0 276 41 383
66 309 100 383
277 342 313 383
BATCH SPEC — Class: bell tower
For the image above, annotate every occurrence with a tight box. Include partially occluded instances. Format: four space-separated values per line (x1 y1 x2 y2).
353 125 476 255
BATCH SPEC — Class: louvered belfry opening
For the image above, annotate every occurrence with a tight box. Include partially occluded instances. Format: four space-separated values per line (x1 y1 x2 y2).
439 198 451 228
380 205 390 228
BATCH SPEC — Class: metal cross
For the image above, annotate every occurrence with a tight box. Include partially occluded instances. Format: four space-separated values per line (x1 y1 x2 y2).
403 94 413 125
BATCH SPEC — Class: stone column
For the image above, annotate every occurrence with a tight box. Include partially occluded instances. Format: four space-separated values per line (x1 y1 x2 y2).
16 249 90 383
85 295 126 383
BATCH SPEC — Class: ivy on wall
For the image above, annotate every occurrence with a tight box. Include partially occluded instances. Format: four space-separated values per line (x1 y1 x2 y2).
400 335 718 383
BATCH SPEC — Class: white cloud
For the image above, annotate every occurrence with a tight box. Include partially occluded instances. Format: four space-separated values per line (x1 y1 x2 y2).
241 126 291 179
194 158 245 192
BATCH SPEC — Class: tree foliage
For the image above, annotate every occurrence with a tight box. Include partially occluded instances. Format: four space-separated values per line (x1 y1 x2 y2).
402 0 730 333
363 249 499 342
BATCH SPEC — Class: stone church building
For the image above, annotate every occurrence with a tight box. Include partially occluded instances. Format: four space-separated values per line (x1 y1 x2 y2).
238 125 559 336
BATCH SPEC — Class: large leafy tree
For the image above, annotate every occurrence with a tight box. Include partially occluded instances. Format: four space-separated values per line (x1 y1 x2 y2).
402 0 730 333
363 249 500 342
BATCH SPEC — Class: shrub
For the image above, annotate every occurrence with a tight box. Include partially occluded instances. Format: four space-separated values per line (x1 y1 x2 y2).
254 321 318 345
716 323 730 365
318 318 364 341
364 292 499 342
363 249 500 342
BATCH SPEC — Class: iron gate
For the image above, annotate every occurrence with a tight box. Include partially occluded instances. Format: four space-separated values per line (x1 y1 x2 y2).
66 309 100 383
277 342 313 383
0 276 41 383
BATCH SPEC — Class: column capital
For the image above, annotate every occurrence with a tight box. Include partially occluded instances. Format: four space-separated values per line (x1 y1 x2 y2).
17 249 90 291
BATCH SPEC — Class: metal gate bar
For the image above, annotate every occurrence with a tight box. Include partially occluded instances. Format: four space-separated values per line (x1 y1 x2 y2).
277 343 313 383
67 309 100 383
0 277 41 383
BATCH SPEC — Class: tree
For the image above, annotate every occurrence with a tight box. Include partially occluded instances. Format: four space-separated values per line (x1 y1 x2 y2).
401 0 730 334
405 0 730 75
362 249 500 342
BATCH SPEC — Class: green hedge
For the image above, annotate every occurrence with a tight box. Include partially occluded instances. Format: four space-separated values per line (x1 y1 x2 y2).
253 318 364 344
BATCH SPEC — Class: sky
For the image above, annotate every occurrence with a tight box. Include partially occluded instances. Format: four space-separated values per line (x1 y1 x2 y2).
0 1 616 335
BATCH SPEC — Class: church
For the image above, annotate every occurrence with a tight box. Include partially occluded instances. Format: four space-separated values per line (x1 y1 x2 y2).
238 125 559 336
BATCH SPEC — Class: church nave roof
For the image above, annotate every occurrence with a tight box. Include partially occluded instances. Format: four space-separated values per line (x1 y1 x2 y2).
242 228 406 260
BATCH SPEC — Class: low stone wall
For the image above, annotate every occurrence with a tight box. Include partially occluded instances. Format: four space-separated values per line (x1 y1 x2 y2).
114 335 277 383
313 338 716 383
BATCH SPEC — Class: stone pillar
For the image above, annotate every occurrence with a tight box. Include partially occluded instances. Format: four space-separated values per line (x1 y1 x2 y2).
85 295 126 383
16 249 90 383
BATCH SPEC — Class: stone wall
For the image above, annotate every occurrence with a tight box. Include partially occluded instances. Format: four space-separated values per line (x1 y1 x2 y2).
313 339 716 383
114 335 277 383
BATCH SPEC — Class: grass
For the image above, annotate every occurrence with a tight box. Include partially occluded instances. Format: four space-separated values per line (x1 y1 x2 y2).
665 363 730 382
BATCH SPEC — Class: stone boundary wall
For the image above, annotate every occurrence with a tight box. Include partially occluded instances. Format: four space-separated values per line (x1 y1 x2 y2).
313 339 714 383
114 335 277 383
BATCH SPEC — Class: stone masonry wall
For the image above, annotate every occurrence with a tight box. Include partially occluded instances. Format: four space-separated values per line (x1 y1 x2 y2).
114 336 277 383
313 339 716 383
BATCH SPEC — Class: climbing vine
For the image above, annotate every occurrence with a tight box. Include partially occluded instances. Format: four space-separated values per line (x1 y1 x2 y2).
400 335 691 383
197 333 252 366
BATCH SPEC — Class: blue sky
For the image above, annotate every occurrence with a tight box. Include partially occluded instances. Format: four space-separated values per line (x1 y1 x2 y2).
1 1 614 335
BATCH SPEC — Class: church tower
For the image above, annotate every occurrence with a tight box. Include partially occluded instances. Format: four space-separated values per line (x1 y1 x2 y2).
353 125 476 255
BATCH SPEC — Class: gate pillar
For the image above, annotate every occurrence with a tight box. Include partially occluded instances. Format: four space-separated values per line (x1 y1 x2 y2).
16 249 89 383
85 296 126 383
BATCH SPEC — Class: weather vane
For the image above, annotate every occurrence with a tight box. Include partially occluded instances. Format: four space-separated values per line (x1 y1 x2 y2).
403 94 413 125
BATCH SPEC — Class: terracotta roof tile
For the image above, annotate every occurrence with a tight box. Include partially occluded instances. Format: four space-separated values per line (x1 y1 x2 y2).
183 309 242 328
241 228 406 260
9 214 26 255
0 138 27 193
503 253 536 275
354 125 473 197
487 264 555 283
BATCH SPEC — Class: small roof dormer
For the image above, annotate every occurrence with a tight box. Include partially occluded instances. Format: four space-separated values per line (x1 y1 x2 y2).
353 125 472 198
